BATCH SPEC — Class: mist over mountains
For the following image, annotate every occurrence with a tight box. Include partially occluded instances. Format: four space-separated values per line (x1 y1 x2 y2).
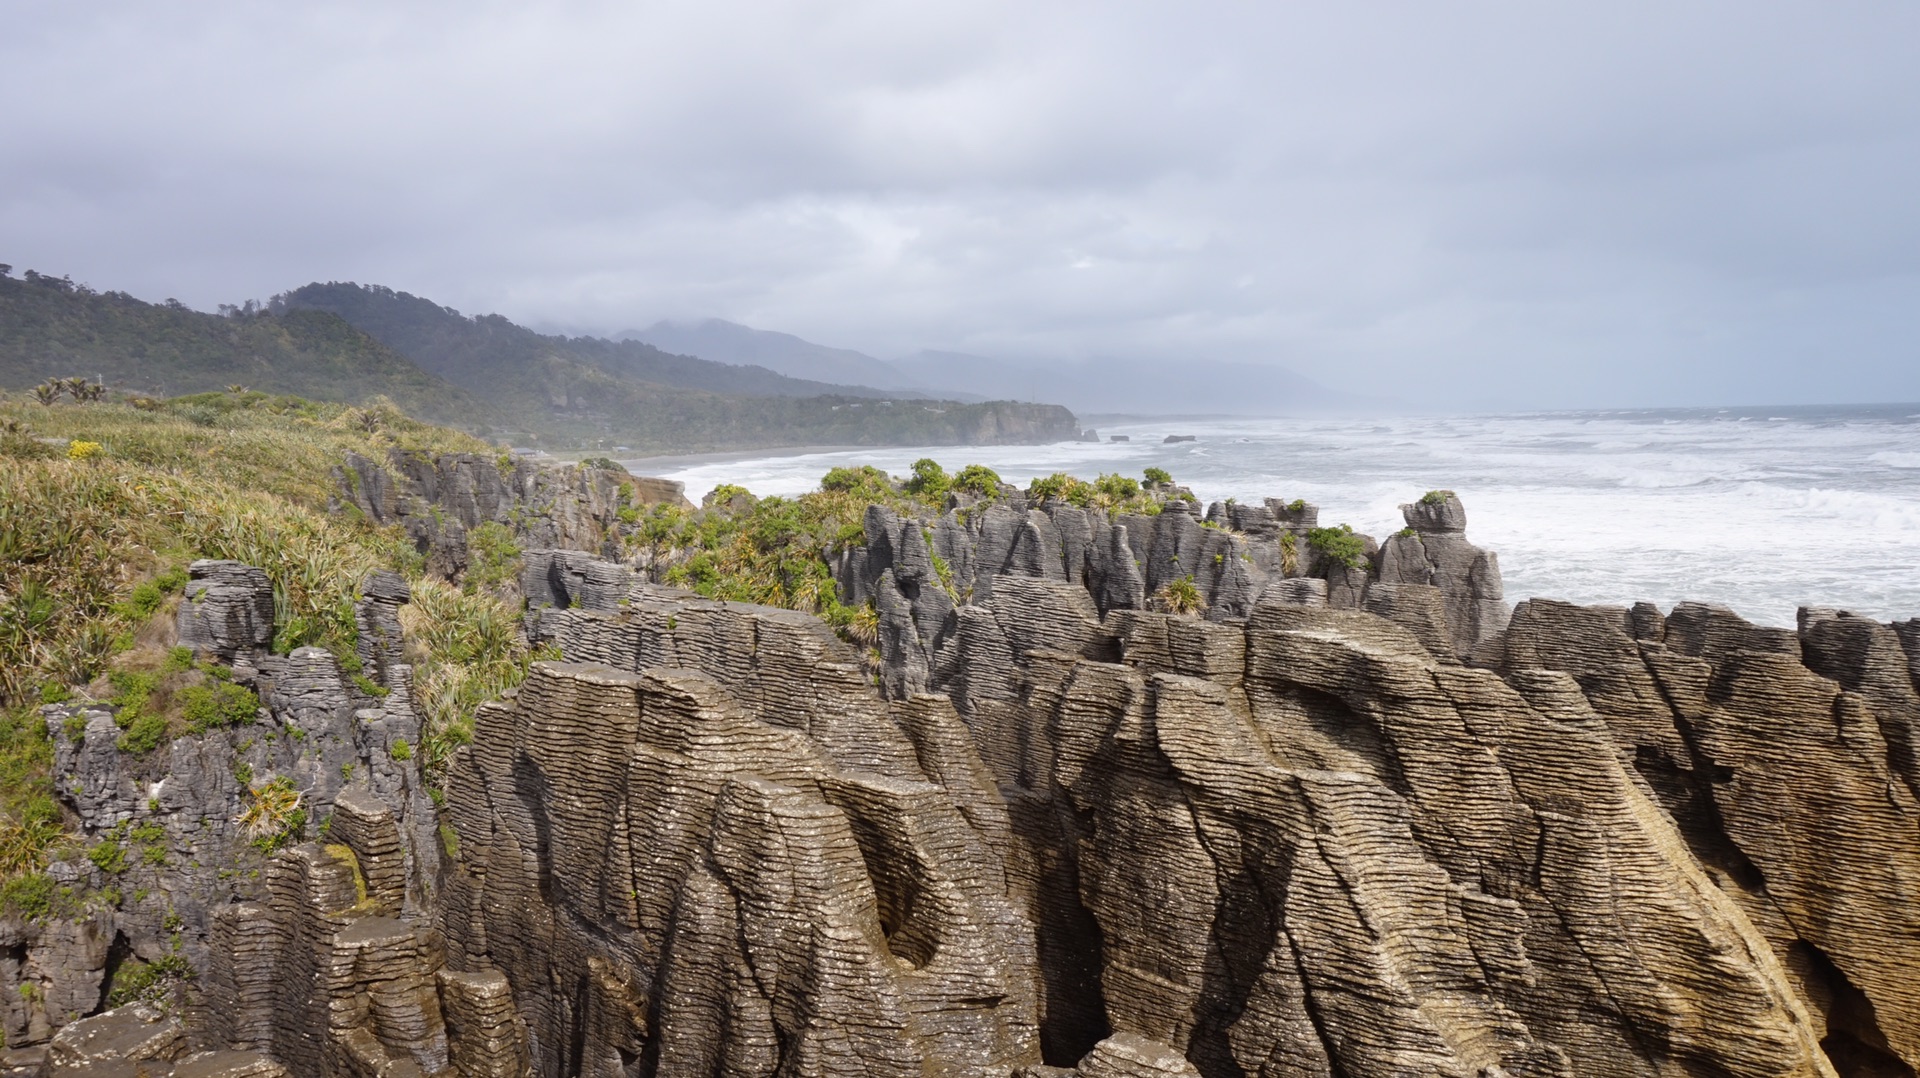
626 318 1376 416
0 267 1083 452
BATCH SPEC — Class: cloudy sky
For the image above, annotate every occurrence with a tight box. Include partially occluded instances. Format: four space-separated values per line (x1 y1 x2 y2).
5 2 1918 408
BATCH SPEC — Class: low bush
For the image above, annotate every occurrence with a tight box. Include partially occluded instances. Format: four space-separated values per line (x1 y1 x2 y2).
1157 575 1205 615
1307 525 1370 570
179 682 259 733
903 458 950 499
950 464 1002 496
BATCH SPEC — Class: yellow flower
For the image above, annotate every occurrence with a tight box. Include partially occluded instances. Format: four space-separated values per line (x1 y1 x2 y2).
66 440 104 461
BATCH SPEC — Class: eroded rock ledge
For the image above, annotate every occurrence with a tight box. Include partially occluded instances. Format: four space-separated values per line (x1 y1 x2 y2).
28 493 1920 1078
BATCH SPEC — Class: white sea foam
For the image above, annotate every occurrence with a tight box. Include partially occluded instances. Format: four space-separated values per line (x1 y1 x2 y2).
641 405 1920 627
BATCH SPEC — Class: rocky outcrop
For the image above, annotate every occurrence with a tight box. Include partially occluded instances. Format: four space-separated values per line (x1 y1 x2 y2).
1376 492 1510 658
838 492 1509 698
336 449 691 576
1500 598 1920 1075
176 561 275 665
23 492 1920 1078
438 595 1040 1077
14 563 435 1054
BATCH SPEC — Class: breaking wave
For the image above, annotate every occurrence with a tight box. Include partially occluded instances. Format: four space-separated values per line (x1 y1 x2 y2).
640 405 1920 627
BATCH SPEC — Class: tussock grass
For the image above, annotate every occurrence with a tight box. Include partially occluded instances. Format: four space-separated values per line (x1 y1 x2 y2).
0 391 487 705
0 390 492 891
400 577 550 770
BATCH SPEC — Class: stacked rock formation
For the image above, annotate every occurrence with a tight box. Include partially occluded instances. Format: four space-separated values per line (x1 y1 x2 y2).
13 561 434 1058
336 449 692 576
475 491 1916 1077
439 591 1040 1077
836 488 1507 703
22 481 1920 1078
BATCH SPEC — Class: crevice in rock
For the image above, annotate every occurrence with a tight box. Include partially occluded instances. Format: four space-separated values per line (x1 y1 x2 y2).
1793 940 1916 1078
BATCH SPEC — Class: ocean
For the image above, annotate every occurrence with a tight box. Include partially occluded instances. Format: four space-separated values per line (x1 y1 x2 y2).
644 404 1920 628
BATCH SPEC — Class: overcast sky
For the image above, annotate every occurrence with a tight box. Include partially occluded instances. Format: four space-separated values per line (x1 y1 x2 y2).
5 2 1918 408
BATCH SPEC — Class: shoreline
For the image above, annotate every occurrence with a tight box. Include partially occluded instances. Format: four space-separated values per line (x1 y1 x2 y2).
617 444 872 474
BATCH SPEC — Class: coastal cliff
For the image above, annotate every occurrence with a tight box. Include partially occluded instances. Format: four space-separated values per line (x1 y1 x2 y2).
16 453 1920 1077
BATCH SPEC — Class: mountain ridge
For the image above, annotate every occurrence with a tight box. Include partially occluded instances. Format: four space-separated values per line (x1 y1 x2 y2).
621 314 1383 415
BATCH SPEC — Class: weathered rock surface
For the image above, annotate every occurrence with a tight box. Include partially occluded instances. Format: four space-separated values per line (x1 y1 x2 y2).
14 564 435 1054
44 1004 290 1076
336 449 691 576
21 488 1920 1078
838 491 1508 700
437 594 1040 1077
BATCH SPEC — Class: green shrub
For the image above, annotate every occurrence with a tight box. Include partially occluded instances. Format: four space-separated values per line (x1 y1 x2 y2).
115 569 188 624
0 873 53 920
238 776 306 854
1028 473 1091 504
1308 525 1369 570
1284 498 1307 512
578 456 626 473
1420 489 1454 505
179 682 259 733
116 710 168 753
819 466 892 500
390 738 412 761
88 838 128 874
950 464 1002 496
1095 474 1141 500
105 954 193 1008
1143 466 1172 485
463 521 521 596
1157 575 1205 615
903 458 950 499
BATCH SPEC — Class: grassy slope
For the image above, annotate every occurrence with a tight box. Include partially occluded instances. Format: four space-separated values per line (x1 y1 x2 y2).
0 391 532 905
0 272 502 431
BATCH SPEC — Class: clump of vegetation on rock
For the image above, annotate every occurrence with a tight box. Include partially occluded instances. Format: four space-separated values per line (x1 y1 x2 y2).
1156 575 1206 616
1308 524 1370 570
951 464 1002 496
238 776 306 854
0 391 509 892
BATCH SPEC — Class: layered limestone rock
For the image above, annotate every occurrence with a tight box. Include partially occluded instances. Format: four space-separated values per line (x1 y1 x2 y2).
436 594 1040 1078
336 449 692 576
13 562 437 1056
28 490 1920 1078
837 492 1510 700
1375 491 1510 658
458 540 1920 1077
1500 598 1920 1076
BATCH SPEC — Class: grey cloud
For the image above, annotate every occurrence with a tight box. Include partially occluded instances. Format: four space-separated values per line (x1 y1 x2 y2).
3 1 1918 409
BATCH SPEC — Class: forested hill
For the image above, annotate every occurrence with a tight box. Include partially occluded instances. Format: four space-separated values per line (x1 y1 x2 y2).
0 267 500 430
0 266 1083 451
270 281 1082 451
274 282 894 402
